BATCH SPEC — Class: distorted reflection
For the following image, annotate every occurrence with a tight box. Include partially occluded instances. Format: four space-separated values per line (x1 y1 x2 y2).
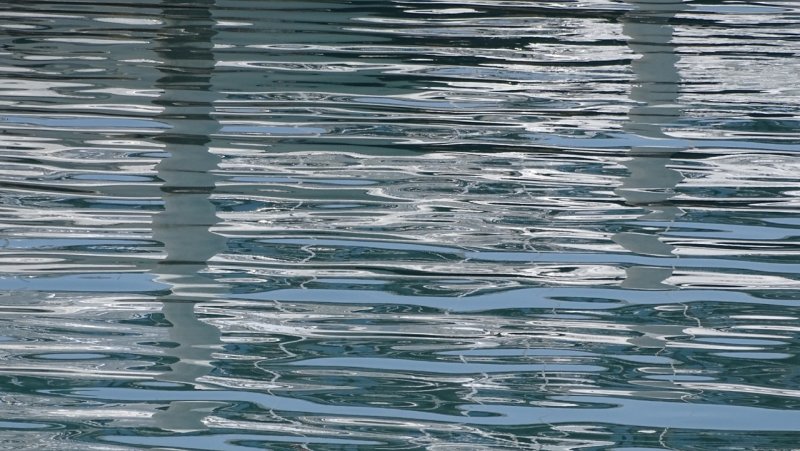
150 0 226 432
615 0 687 290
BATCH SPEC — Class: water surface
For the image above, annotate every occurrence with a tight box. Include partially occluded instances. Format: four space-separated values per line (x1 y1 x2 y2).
1 0 800 449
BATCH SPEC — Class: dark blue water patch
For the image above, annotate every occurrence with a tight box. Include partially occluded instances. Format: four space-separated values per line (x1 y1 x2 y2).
688 117 800 134
100 434 382 450
352 95 495 110
689 4 790 14
0 421 57 430
2 238 155 250
0 115 169 130
524 131 800 153
435 348 676 365
0 273 167 293
438 348 597 357
694 337 787 346
315 278 388 285
49 388 800 431
712 352 793 360
639 220 800 240
644 375 716 382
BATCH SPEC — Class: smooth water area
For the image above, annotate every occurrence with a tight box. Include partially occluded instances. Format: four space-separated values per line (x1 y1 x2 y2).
1 0 799 449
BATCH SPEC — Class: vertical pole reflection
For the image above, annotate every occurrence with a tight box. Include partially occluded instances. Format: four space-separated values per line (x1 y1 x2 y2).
615 0 687 290
150 0 226 431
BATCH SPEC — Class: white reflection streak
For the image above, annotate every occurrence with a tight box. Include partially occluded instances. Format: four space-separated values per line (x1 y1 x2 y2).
149 0 226 432
615 0 687 290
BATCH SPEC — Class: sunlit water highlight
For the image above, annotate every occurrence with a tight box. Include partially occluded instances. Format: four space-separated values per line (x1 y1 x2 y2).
1 0 799 449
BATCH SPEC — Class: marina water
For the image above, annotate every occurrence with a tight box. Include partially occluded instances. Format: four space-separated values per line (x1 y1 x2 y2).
1 0 799 449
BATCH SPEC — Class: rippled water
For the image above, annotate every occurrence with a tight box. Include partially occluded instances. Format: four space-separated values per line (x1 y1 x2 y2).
1 0 800 449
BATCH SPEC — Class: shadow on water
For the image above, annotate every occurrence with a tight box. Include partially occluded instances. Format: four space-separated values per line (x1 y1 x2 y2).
149 0 226 432
615 0 687 291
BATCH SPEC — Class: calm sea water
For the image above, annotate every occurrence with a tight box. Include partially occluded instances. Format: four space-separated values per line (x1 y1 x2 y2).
1 0 800 449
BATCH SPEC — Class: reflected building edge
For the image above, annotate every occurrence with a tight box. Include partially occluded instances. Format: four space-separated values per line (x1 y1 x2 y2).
149 0 226 432
615 0 687 290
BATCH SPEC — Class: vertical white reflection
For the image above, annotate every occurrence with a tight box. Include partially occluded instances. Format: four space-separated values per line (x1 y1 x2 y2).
149 0 226 431
615 0 687 290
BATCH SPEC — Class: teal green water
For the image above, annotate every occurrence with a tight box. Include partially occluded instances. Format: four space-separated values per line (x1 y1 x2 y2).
1 0 800 449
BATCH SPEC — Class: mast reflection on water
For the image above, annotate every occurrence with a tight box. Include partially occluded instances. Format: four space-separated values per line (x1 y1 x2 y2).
150 0 226 432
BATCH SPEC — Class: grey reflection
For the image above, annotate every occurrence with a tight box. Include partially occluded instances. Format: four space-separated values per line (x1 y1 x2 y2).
615 0 687 290
150 0 226 432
